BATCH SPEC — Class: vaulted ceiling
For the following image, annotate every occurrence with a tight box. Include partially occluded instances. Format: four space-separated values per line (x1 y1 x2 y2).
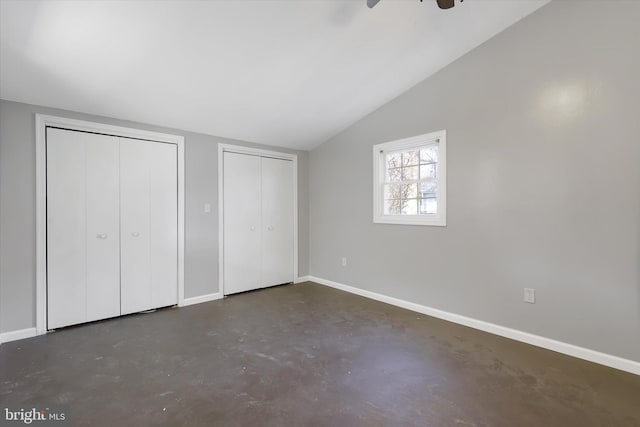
0 0 549 149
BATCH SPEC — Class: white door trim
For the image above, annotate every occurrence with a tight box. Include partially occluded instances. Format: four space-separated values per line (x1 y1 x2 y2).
218 143 298 296
35 114 185 335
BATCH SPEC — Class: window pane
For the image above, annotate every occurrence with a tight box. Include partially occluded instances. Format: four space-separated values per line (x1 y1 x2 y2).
402 183 418 199
402 150 420 166
419 198 438 214
420 146 438 163
419 181 437 197
384 184 402 200
401 199 418 215
419 163 437 179
386 152 402 169
401 165 419 181
384 199 401 215
385 166 402 182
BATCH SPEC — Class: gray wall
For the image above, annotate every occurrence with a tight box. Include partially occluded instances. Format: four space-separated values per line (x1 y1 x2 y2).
309 0 640 362
0 99 309 333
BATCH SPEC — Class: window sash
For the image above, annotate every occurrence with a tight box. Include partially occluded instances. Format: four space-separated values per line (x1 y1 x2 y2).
381 145 439 215
373 130 446 226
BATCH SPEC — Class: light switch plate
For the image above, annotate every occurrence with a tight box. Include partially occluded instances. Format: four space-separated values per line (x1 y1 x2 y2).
524 288 535 304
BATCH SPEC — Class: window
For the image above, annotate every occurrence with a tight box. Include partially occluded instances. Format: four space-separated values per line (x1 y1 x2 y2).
373 130 446 226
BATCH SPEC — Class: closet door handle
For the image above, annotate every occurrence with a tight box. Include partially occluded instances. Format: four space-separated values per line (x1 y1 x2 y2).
267 226 274 231
249 226 255 231
131 232 141 238
97 233 108 239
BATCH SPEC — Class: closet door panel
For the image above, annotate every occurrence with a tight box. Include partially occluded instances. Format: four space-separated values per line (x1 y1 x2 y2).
223 152 261 295
85 135 121 322
120 139 152 315
46 128 87 329
261 157 294 287
149 142 178 308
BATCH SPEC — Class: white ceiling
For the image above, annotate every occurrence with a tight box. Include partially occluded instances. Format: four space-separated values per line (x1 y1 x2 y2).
0 0 548 150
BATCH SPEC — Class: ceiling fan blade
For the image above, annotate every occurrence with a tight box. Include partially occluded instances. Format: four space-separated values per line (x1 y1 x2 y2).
436 0 455 9
367 0 381 8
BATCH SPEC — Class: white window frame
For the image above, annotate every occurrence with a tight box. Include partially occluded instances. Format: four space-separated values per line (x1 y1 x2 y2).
373 130 447 226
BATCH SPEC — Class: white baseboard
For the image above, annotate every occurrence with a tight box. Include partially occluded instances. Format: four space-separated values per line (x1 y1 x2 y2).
294 276 311 284
0 327 37 345
182 292 222 307
307 276 640 376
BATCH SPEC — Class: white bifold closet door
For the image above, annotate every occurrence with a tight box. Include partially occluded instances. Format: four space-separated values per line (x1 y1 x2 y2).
120 139 178 315
47 128 121 329
223 152 293 295
261 156 294 287
47 129 178 329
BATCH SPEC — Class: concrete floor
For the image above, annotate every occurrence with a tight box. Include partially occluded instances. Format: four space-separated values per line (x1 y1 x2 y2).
1 282 639 426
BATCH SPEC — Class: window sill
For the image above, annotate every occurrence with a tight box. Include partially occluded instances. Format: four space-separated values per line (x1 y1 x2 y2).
373 215 446 227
